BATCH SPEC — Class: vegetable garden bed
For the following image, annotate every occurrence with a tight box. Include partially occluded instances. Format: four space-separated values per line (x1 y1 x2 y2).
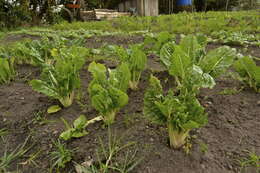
0 16 259 173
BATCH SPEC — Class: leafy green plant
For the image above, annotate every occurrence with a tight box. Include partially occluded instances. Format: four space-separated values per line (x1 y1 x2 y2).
0 57 15 84
160 35 236 94
143 31 175 55
144 75 207 149
234 56 260 92
111 45 147 90
60 115 102 140
88 62 130 125
30 46 88 107
50 140 73 172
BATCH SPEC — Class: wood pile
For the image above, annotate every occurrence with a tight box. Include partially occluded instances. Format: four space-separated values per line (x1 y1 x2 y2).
94 9 131 20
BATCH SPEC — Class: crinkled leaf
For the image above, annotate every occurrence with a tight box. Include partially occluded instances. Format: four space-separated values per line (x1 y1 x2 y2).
169 46 191 79
200 46 236 77
160 41 175 68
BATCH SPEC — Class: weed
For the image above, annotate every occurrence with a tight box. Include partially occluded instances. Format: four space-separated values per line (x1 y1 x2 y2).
50 140 73 172
0 136 31 172
218 87 243 95
0 128 8 141
74 128 143 173
19 149 42 167
199 142 208 154
239 150 260 172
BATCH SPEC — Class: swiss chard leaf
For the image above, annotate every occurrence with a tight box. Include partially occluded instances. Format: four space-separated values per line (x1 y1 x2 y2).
234 56 260 92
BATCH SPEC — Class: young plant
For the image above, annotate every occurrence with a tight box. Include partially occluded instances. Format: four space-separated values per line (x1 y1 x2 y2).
60 115 102 140
30 46 88 107
88 62 130 125
111 45 147 90
233 56 260 93
0 57 15 84
50 140 73 172
144 75 207 149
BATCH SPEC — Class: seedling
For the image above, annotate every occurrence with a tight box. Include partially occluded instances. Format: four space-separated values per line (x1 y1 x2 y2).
50 140 73 172
60 115 102 140
238 150 260 172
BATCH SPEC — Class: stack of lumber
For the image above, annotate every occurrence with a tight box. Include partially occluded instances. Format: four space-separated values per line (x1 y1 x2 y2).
94 9 131 20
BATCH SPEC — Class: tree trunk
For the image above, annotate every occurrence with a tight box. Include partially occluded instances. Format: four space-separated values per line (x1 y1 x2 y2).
226 0 230 11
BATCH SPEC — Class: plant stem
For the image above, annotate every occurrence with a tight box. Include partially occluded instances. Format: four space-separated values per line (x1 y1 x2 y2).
103 111 116 125
168 123 189 149
129 81 138 90
59 91 74 107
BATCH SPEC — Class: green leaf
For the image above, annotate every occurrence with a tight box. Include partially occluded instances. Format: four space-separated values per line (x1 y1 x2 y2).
47 105 62 114
71 130 88 138
200 46 236 77
182 120 200 130
73 115 87 129
169 45 191 79
160 41 175 68
179 35 203 62
30 79 59 98
109 62 131 92
60 129 74 140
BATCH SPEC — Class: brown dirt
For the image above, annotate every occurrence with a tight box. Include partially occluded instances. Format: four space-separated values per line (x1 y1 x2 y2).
0 34 41 45
0 35 259 173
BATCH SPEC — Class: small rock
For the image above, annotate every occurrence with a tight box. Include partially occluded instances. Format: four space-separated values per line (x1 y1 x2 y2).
150 138 154 142
257 101 260 106
201 164 206 169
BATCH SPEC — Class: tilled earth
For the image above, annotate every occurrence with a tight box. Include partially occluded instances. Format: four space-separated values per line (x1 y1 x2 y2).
0 34 259 173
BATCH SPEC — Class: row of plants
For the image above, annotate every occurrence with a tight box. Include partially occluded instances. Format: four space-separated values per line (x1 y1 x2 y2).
0 32 260 143
0 32 259 171
50 10 259 34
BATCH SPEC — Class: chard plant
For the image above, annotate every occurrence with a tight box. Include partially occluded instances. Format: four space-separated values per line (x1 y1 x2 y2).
144 75 207 149
30 46 88 107
143 31 175 55
160 35 237 95
233 56 260 93
60 115 102 140
110 45 147 90
0 57 15 84
88 61 130 125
